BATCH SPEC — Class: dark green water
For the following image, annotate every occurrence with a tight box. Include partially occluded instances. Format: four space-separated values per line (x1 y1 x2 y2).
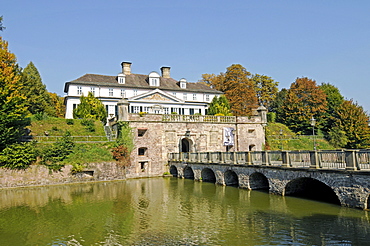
0 178 369 245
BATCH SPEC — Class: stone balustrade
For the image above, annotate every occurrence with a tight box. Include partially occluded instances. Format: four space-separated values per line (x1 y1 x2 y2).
169 149 370 171
162 114 236 123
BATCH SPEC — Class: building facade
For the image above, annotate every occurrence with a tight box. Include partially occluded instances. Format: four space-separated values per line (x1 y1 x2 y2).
115 105 267 179
64 62 223 119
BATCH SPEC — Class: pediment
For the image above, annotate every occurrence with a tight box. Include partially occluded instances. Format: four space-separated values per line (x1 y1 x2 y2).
129 89 183 103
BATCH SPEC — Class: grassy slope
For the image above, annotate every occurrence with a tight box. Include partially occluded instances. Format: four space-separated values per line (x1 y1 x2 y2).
29 116 106 136
266 122 335 150
29 117 114 165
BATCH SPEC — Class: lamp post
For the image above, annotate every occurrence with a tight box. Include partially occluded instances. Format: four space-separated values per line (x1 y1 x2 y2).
310 117 316 151
279 129 283 150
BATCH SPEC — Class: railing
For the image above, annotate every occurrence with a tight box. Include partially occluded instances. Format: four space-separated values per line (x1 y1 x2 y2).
21 136 109 143
168 149 370 171
162 114 236 123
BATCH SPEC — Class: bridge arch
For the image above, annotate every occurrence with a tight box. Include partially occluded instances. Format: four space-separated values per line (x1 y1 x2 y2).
169 165 178 177
201 168 216 183
225 170 239 187
284 177 340 205
183 166 194 179
249 172 269 191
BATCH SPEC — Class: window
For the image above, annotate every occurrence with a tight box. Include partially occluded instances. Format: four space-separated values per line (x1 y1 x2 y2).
134 89 138 96
189 108 194 115
138 128 147 137
172 92 177 97
120 89 125 98
193 94 197 100
109 88 113 96
90 87 95 96
133 106 140 113
183 93 187 100
205 94 210 101
149 72 160 86
138 147 147 156
77 86 82 95
164 108 169 114
143 107 150 113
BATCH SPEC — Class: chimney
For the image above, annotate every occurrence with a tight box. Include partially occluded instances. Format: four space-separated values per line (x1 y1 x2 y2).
121 62 132 75
160 66 171 78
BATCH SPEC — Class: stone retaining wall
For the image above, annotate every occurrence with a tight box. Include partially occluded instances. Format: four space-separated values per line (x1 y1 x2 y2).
0 162 126 188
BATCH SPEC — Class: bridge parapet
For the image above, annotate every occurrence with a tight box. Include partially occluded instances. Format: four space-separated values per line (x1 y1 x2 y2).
169 149 370 171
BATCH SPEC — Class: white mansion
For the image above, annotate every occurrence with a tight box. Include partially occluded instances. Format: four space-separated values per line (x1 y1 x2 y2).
64 62 223 119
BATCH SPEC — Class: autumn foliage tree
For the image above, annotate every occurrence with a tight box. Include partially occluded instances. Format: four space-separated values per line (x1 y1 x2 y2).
49 92 65 118
201 64 258 116
0 37 30 151
251 74 279 110
280 77 327 134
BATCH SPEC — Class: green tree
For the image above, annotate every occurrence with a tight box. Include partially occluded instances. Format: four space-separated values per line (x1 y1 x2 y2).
319 83 344 134
327 128 348 148
251 74 279 109
20 62 56 116
332 99 370 149
281 77 327 134
0 37 30 151
207 95 232 116
270 88 288 123
73 92 107 122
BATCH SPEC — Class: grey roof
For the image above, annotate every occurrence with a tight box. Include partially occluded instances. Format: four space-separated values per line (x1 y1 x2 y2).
64 73 223 94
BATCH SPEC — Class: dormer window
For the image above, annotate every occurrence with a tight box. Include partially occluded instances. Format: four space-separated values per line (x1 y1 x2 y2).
118 73 125 84
179 78 187 89
149 71 160 86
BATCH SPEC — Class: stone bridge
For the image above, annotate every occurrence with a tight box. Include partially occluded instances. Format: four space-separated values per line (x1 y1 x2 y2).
168 150 370 209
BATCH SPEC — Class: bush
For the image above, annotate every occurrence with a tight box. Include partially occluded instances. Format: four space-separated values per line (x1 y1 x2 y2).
34 112 48 121
42 131 75 170
112 145 130 167
71 163 86 174
66 119 74 125
81 118 95 132
0 142 37 169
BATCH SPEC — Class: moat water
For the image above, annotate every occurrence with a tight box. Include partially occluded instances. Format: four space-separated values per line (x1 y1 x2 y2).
0 177 370 245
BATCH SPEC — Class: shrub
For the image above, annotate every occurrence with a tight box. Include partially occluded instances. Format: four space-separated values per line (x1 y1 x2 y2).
112 145 130 167
0 142 37 169
66 119 74 125
71 163 86 174
51 126 59 131
34 112 48 121
42 131 75 170
81 118 95 132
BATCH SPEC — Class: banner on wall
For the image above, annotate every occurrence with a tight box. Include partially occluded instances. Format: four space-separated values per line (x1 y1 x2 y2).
223 127 235 146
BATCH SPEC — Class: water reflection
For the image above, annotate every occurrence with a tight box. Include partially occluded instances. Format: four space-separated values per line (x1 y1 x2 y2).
0 178 369 245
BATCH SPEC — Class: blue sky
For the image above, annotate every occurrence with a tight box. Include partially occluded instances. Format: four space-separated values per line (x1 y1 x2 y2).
2 1 370 113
